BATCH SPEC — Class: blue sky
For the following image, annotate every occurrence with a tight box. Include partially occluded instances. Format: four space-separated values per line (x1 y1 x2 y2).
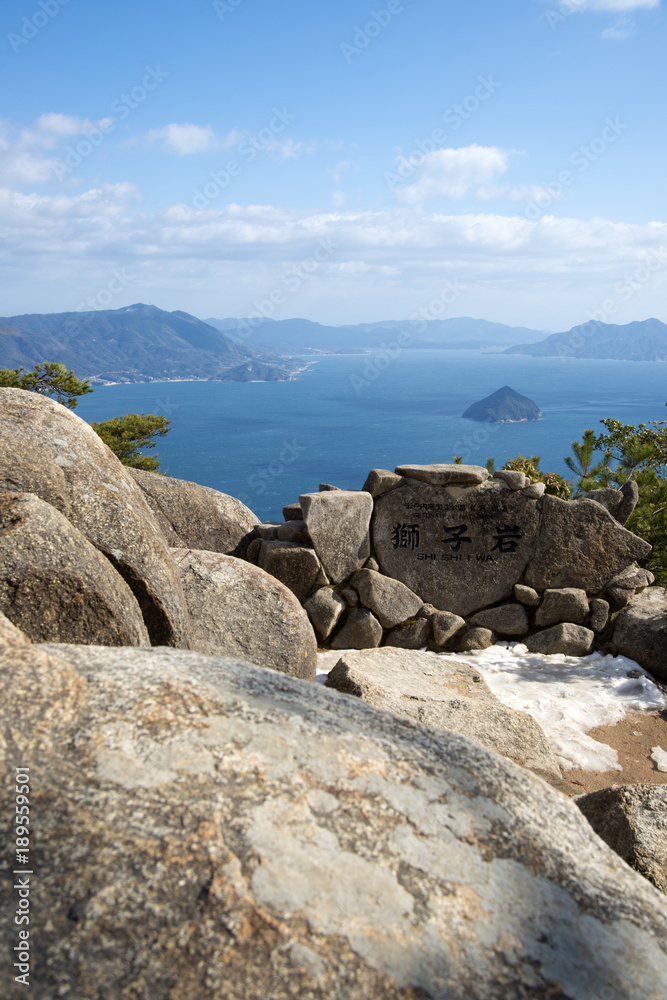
1 0 665 329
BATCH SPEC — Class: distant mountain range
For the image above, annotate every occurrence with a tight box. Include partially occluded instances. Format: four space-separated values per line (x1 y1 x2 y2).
0 304 300 383
1 307 664 384
205 317 549 353
504 318 667 362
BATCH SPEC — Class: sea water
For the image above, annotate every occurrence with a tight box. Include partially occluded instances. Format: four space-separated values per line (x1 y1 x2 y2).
74 350 667 522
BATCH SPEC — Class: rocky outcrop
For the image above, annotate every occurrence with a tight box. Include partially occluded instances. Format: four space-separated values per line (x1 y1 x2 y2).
374 478 540 616
129 467 259 556
577 785 667 894
325 647 561 779
611 587 667 681
2 634 667 999
462 385 541 423
0 388 190 647
299 490 372 584
170 548 317 680
237 463 656 667
524 494 651 593
0 492 149 647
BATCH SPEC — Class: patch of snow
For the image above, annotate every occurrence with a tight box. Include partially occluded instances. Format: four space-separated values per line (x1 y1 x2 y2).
316 643 667 774
444 643 667 773
651 747 667 773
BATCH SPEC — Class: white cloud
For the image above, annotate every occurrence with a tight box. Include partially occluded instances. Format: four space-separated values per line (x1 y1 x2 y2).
0 115 114 185
601 15 636 36
144 123 217 154
561 0 658 9
395 146 515 203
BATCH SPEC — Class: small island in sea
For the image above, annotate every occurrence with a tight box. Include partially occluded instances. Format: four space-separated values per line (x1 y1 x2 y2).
462 385 542 423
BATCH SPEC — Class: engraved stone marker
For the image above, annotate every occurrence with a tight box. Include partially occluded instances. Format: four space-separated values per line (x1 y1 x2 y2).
373 482 540 616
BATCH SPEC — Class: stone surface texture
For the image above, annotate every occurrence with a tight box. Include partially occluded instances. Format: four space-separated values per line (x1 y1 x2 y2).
395 463 490 486
374 481 540 616
330 608 382 650
0 492 149 647
276 520 311 545
450 627 496 652
525 623 595 657
493 470 527 490
326 648 561 780
605 564 655 607
612 587 667 681
382 618 432 650
522 482 546 499
0 388 190 648
362 468 405 499
469 603 530 636
431 611 467 647
129 467 258 556
588 598 611 633
3 635 666 999
258 541 323 603
171 548 316 680
514 584 540 607
535 588 590 627
524 495 651 594
303 588 346 642
351 568 423 628
576 785 667 894
300 490 372 584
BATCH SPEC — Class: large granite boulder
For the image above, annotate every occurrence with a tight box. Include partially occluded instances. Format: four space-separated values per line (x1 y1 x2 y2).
170 548 317 680
299 490 372 584
577 785 667 894
325 647 561 780
2 635 667 999
611 587 667 681
351 568 423 628
257 541 323 602
373 480 540 616
524 494 651 594
0 492 149 647
0 388 190 647
525 623 595 657
129 468 259 555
